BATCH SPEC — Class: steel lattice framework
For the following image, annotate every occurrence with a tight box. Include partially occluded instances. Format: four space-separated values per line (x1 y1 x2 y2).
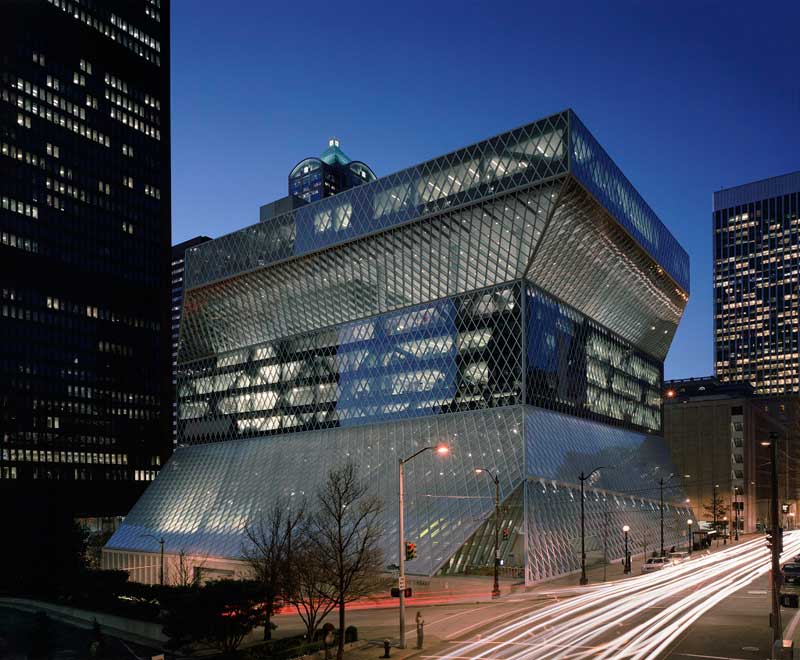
105 110 691 585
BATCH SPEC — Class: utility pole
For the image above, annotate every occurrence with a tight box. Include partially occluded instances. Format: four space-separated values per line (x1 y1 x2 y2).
768 432 782 648
579 467 607 585
734 487 739 542
141 533 165 586
398 458 406 649
474 468 501 599
660 477 665 557
159 537 164 586
713 483 719 546
602 501 609 583
398 445 449 649
623 525 631 574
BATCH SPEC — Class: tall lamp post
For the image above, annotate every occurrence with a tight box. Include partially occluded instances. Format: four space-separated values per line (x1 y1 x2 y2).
622 525 631 574
762 433 781 647
687 519 693 555
579 466 608 586
658 473 683 557
141 534 164 586
474 468 501 599
398 444 449 649
733 487 740 542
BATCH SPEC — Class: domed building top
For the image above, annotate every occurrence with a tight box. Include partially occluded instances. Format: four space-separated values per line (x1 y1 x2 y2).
319 137 351 166
289 138 375 203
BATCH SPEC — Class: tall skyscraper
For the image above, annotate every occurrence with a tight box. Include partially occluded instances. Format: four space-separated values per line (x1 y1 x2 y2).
714 172 800 394
106 110 692 586
288 137 375 202
171 236 211 444
0 0 172 517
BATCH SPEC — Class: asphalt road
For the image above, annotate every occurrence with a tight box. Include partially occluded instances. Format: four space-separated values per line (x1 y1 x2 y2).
407 532 800 660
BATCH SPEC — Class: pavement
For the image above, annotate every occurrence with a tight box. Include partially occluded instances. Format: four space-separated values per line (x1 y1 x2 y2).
0 606 160 660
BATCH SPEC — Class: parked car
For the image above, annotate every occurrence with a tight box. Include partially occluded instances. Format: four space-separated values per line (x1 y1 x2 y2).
783 563 800 584
642 557 673 573
668 551 690 564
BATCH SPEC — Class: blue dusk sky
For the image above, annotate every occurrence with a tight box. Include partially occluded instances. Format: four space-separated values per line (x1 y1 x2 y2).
171 0 800 380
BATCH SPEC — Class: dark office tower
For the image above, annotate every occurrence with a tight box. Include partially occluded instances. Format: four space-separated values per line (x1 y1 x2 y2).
714 172 800 394
171 236 211 444
288 137 376 202
0 1 172 518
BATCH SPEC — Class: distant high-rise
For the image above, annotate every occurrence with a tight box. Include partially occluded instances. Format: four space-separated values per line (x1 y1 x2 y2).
0 0 171 516
288 138 375 202
713 172 800 394
171 236 211 444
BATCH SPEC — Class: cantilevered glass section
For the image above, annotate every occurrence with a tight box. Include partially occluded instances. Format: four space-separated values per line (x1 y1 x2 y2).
185 110 687 292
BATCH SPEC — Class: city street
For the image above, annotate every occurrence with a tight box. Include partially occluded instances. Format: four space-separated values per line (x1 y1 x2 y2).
426 533 800 660
299 533 800 660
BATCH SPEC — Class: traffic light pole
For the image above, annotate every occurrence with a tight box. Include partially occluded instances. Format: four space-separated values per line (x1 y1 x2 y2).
493 475 500 599
770 433 782 647
660 478 665 557
398 458 406 649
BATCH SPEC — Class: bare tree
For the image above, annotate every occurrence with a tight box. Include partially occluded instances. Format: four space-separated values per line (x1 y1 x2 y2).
171 548 207 587
287 538 338 640
241 501 304 641
307 463 384 660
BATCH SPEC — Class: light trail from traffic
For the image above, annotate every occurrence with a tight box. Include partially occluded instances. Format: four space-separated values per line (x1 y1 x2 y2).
438 531 800 660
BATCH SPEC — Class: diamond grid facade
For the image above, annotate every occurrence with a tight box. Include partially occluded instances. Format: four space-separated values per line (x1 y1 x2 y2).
105 110 691 585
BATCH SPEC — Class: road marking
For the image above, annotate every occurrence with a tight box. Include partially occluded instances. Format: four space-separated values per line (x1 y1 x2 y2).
747 590 767 594
427 604 498 628
444 603 543 639
783 605 800 639
673 654 755 660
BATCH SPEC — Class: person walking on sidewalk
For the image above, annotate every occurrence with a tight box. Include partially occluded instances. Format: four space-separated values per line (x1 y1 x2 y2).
416 611 425 649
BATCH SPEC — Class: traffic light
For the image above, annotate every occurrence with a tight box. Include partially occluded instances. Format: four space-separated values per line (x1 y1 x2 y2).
405 542 417 561
502 528 510 540
390 587 413 598
766 528 784 555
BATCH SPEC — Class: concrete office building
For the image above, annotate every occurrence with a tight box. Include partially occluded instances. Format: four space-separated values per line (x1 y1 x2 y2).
663 377 798 534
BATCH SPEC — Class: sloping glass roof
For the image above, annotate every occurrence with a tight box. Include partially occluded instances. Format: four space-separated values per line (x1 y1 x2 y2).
185 111 689 293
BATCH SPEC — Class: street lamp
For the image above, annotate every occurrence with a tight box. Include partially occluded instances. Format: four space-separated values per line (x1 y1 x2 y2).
687 519 693 555
622 525 631 574
658 472 685 557
140 533 164 586
579 466 608 585
398 443 449 649
475 468 501 599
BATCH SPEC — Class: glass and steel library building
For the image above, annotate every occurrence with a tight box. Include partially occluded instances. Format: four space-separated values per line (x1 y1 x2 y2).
104 110 692 585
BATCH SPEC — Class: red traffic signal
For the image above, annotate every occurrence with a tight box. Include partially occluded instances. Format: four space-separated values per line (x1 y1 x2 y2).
390 587 413 598
405 542 417 560
502 528 510 539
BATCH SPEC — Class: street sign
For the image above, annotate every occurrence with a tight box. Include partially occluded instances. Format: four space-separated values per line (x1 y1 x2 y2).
398 575 406 589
